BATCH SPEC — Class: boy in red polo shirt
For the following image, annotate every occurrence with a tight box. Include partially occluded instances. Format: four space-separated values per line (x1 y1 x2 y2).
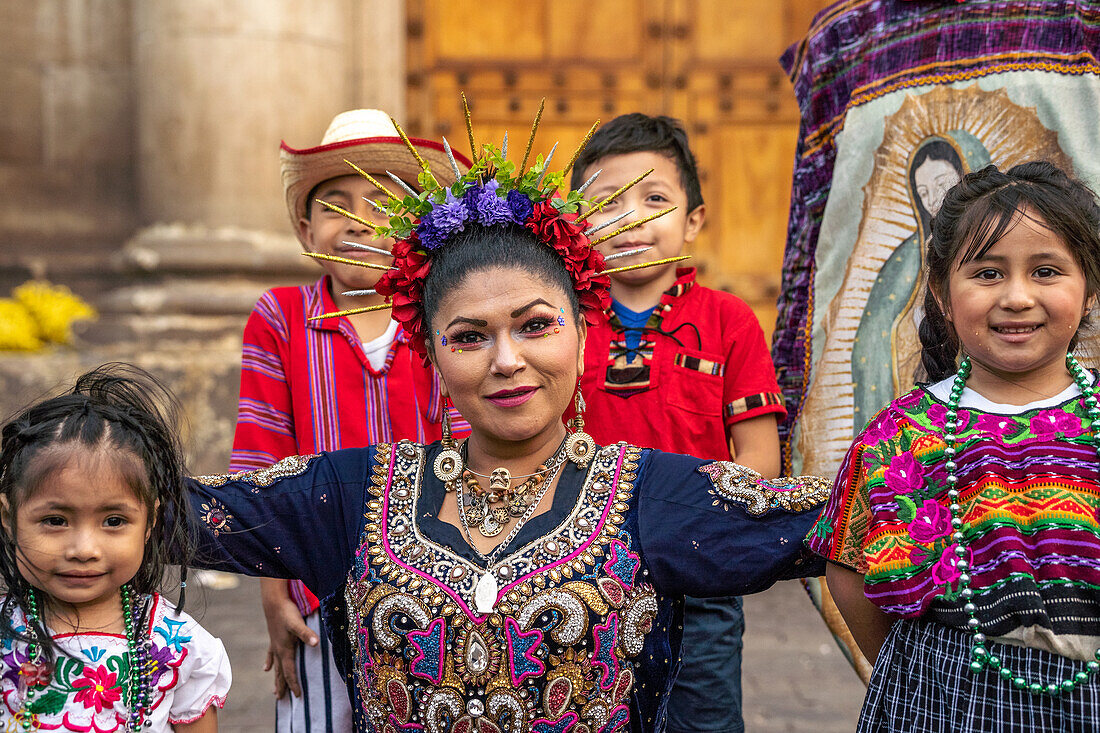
572 114 785 733
230 110 469 731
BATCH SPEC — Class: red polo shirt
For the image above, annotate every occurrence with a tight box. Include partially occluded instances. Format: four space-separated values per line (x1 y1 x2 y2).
581 268 785 461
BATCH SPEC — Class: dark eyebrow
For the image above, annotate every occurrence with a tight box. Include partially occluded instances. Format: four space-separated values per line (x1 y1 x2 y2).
511 299 553 318
446 316 488 329
316 187 351 200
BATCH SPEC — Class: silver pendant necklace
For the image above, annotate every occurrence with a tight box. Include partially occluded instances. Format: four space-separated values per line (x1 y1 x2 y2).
457 443 569 613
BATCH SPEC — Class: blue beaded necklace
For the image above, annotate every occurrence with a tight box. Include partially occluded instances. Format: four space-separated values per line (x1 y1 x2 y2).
944 353 1100 696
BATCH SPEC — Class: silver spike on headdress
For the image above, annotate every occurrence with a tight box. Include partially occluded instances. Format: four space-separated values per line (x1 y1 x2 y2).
386 171 418 198
577 169 601 194
501 131 508 161
341 241 393 257
537 142 559 186
341 289 378 297
602 246 653 261
441 137 463 180
583 209 632 237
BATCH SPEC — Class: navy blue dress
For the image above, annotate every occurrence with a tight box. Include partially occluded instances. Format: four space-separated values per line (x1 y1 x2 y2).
189 441 827 733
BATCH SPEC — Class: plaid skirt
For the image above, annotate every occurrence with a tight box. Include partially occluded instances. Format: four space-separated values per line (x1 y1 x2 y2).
859 618 1100 733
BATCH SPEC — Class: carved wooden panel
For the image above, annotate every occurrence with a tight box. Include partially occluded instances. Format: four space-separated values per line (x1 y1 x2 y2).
406 0 833 337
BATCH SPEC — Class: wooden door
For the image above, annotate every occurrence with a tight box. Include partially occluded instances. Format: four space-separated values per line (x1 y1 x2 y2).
405 0 832 337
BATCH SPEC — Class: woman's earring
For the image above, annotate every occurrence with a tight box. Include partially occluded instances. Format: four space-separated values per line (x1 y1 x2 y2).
564 388 595 468
434 401 464 484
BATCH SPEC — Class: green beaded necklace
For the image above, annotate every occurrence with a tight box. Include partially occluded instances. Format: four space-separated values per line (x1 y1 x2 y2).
944 353 1100 696
17 586 152 731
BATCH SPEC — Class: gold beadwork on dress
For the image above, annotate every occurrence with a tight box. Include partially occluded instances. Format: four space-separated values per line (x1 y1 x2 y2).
345 442 655 733
195 453 319 488
697 461 830 515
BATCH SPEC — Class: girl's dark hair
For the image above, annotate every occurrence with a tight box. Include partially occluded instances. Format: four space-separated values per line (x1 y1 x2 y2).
569 113 704 212
921 161 1100 380
0 363 194 655
421 222 582 351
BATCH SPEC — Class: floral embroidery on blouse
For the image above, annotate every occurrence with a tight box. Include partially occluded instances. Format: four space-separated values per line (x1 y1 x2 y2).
856 389 1098 602
1 607 185 730
696 462 829 515
196 453 318 488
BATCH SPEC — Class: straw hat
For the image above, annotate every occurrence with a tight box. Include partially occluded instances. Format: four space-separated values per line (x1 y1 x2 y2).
280 109 471 238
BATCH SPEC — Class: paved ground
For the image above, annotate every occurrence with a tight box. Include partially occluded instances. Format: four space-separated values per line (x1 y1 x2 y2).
197 577 865 732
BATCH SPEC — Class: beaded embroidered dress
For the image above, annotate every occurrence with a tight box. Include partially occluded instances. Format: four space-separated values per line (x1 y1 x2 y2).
190 441 827 733
0 594 230 732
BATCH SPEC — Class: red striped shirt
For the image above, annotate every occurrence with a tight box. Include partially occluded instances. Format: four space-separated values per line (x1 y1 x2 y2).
229 276 468 613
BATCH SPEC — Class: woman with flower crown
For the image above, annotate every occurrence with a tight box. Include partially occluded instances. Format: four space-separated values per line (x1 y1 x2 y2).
186 104 828 733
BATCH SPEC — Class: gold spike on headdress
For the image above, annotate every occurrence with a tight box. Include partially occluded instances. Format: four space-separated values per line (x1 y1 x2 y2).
520 98 546 172
461 92 478 164
307 303 393 321
315 200 378 230
302 252 393 271
575 169 654 224
391 117 440 191
600 255 691 276
343 159 399 201
589 207 677 246
563 120 600 177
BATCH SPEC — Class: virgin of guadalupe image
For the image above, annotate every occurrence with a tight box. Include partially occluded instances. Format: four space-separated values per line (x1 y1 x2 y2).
795 85 1072 479
850 132 989 425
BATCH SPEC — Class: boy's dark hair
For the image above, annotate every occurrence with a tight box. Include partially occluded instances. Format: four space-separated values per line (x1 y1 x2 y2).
570 113 704 211
421 223 582 356
0 363 195 658
920 161 1100 380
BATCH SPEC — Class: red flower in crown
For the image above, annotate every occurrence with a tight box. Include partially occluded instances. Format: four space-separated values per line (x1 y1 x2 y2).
375 233 431 355
525 201 611 324
377 201 611 356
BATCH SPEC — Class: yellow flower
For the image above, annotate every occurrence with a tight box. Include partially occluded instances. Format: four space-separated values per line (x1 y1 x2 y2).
0 300 43 350
13 280 96 345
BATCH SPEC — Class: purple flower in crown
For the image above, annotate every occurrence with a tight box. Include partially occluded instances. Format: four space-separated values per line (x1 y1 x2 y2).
415 217 445 251
430 189 469 239
1030 408 1084 440
932 543 971 586
507 188 534 223
862 411 899 447
468 180 515 226
908 499 952 543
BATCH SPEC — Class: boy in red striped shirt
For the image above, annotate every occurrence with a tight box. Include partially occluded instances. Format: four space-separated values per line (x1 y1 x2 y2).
230 110 469 732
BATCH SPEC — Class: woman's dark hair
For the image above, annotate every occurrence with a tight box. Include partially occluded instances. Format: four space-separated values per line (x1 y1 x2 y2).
920 162 1100 380
421 223 582 352
0 363 194 657
569 113 704 212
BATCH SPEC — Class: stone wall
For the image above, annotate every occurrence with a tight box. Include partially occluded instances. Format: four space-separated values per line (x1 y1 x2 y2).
0 0 406 473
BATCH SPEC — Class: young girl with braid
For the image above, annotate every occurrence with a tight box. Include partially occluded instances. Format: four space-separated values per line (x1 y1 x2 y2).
0 365 230 731
810 162 1100 731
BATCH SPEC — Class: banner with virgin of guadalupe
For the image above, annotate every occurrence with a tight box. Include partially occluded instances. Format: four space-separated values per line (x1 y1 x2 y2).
775 0 1100 481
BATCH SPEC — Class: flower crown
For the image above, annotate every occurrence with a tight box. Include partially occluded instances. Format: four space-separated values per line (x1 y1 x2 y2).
306 95 688 356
